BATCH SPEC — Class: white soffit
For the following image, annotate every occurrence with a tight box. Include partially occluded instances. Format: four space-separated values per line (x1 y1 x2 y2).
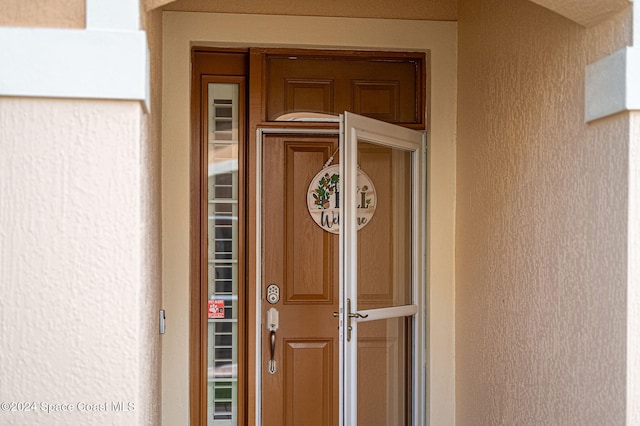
529 0 631 27
87 0 140 30
144 0 175 11
585 47 640 122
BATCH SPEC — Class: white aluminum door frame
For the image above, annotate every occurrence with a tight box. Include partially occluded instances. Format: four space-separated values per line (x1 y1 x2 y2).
340 112 426 426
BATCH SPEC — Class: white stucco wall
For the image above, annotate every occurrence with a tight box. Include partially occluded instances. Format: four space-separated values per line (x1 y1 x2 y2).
162 12 457 425
456 0 632 424
0 98 160 425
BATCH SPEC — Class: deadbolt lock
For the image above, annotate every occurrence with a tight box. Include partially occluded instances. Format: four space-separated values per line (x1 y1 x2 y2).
266 284 280 304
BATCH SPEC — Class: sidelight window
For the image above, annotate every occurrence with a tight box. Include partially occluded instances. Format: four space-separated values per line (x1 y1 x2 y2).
207 83 240 425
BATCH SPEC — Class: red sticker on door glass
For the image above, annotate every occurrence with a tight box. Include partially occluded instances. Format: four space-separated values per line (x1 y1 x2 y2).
208 300 225 319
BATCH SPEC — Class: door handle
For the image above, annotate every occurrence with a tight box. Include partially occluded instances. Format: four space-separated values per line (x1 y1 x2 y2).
266 307 279 375
334 299 369 341
269 330 277 375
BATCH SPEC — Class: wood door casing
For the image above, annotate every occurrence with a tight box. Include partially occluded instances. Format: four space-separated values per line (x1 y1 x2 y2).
190 48 249 426
190 48 424 426
261 134 340 426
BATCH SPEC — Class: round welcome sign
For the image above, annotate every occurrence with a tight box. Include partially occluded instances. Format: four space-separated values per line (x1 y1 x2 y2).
306 164 377 234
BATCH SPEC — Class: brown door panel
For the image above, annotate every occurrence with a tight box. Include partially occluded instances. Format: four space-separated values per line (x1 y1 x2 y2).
256 48 426 127
261 134 339 426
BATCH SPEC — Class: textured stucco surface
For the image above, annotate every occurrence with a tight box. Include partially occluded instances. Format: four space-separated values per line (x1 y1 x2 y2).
140 7 164 426
456 0 632 424
162 0 456 21
0 98 160 425
529 0 631 27
0 0 84 28
630 112 640 424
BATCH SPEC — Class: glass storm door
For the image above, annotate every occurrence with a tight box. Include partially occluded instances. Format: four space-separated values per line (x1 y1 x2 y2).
340 112 425 426
257 112 425 425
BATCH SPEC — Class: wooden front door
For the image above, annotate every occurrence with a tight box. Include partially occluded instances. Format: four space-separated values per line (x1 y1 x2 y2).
260 132 340 425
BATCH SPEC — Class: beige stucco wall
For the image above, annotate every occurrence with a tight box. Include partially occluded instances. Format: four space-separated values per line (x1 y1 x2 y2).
630 111 640 424
0 0 163 423
140 7 164 426
456 0 632 424
162 11 457 425
529 0 631 27
163 0 456 21
0 98 160 425
0 0 85 28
